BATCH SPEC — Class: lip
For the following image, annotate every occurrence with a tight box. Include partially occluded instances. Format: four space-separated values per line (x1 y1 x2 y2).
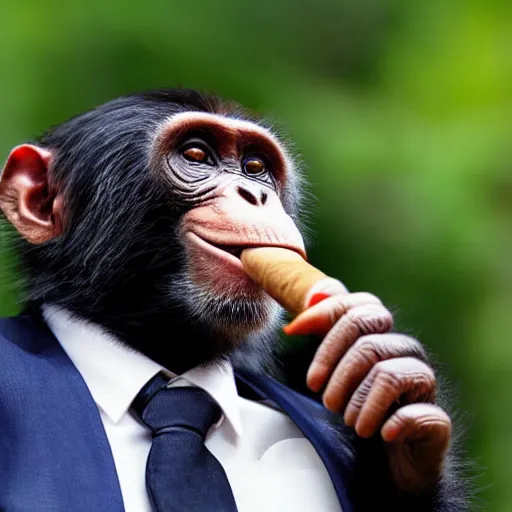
185 231 307 269
186 232 245 271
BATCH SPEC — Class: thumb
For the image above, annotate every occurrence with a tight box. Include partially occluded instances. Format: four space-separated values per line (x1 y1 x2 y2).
304 277 349 309
283 278 349 336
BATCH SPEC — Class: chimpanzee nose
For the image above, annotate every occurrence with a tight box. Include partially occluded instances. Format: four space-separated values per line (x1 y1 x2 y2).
236 185 268 206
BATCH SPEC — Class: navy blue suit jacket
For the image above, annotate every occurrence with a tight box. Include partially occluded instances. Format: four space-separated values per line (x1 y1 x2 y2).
0 312 359 511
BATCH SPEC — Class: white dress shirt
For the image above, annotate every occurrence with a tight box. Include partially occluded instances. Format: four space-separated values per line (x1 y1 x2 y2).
42 305 341 512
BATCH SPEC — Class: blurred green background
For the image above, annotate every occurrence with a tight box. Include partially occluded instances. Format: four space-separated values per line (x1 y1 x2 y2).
1 0 510 508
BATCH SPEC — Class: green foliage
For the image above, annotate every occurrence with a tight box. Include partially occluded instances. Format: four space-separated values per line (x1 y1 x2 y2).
1 0 510 507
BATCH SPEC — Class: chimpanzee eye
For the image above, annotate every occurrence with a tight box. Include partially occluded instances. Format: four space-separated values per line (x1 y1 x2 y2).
182 147 208 163
243 156 266 176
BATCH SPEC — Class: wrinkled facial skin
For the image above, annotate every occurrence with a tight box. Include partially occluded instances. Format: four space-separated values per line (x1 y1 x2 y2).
152 112 305 340
157 113 290 201
0 90 306 373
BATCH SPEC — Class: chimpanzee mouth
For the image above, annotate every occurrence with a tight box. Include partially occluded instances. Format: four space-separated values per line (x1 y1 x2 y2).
186 232 247 266
187 231 306 263
186 231 306 263
211 244 244 258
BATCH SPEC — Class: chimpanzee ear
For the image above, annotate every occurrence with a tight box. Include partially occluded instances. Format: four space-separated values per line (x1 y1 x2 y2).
0 144 62 244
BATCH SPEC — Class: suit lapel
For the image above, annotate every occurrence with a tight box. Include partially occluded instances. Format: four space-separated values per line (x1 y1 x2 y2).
235 368 355 512
0 311 356 511
0 313 125 511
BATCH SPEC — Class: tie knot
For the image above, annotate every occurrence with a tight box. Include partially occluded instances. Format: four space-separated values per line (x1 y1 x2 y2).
132 372 222 438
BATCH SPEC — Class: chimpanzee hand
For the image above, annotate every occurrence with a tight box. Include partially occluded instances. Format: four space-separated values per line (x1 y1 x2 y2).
283 278 452 495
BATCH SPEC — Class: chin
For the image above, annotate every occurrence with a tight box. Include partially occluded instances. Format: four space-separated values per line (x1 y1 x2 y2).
168 271 284 348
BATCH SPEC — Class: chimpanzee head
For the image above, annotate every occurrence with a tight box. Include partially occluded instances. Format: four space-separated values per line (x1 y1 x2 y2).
0 89 306 372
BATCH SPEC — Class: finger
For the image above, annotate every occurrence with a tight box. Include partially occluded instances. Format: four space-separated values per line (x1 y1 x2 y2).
284 292 383 336
382 404 451 492
381 403 451 447
344 357 436 438
322 334 428 412
306 303 393 392
304 277 350 308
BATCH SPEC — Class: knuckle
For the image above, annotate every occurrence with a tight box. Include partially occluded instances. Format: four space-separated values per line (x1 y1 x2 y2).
362 333 428 363
414 373 437 396
349 346 376 370
400 356 435 377
419 414 452 438
433 407 452 427
404 360 438 402
354 336 380 365
373 360 388 374
397 335 429 361
416 359 436 381
349 394 366 411
348 305 394 335
351 380 373 408
330 296 349 322
374 361 401 389
379 309 394 331
426 405 451 424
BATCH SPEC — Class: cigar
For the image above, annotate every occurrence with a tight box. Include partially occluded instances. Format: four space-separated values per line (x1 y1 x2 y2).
240 247 330 315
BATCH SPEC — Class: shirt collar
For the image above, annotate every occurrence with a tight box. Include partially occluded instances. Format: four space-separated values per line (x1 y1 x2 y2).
41 304 243 436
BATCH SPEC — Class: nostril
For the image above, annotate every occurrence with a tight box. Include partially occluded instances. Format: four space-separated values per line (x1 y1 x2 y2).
261 192 268 205
237 186 258 206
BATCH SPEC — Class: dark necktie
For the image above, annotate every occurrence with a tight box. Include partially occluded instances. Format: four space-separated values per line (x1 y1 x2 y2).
132 372 239 512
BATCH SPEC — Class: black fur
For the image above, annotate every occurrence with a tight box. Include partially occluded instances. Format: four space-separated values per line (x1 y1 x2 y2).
7 88 470 510
13 89 303 373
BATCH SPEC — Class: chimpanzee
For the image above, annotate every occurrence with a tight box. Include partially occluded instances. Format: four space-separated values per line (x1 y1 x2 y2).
0 89 470 511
